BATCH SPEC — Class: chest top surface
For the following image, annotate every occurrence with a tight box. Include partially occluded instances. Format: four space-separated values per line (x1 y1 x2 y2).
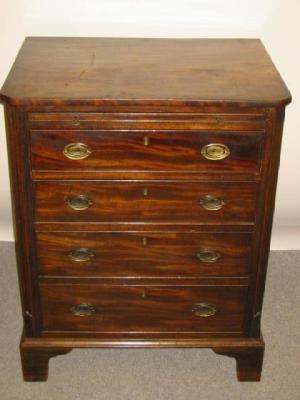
0 37 291 107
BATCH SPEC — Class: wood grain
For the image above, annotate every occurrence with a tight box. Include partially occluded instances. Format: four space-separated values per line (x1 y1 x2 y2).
28 112 266 131
0 38 291 106
40 283 247 333
30 129 264 174
34 181 257 224
0 38 291 381
20 334 264 381
36 231 253 278
3 105 42 335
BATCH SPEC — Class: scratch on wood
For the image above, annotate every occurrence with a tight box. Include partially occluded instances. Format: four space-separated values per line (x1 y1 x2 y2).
90 53 96 65
78 70 86 79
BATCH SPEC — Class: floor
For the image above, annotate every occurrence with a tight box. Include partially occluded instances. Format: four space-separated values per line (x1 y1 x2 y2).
0 242 299 400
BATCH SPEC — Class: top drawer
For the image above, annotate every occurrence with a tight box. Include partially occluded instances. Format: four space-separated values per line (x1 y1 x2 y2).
30 130 264 174
28 112 266 131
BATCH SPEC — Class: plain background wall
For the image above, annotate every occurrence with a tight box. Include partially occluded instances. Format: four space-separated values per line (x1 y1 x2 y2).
0 0 299 249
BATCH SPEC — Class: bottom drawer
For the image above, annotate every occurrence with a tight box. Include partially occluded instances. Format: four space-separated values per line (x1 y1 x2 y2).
40 284 247 333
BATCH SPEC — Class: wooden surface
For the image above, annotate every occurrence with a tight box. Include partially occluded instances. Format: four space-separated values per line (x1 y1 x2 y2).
34 181 257 224
0 37 291 106
0 38 291 381
30 129 263 174
40 284 247 333
28 112 266 130
20 335 265 381
36 231 252 278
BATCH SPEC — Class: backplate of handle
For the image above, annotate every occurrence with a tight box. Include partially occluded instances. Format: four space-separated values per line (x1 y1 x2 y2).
69 248 96 262
65 194 93 211
201 143 230 161
63 143 92 160
71 303 95 316
192 303 217 317
196 249 221 263
199 195 225 211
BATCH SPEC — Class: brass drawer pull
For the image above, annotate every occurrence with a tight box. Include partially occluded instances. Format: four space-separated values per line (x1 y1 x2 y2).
71 303 95 316
192 303 217 317
65 194 93 211
199 195 225 211
69 248 95 262
201 143 230 161
196 249 221 263
63 143 92 160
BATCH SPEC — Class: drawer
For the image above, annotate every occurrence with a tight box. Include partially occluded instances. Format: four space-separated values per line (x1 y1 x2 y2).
30 130 263 174
36 232 252 278
34 181 257 224
40 284 247 333
29 112 266 131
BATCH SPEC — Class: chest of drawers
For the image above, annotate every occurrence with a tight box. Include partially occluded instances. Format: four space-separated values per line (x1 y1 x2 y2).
0 37 291 382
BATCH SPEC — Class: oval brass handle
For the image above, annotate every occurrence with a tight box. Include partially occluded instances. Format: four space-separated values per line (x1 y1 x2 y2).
63 143 92 160
192 303 217 317
71 303 95 316
69 248 96 262
201 143 230 161
65 194 93 211
199 195 225 211
196 249 221 263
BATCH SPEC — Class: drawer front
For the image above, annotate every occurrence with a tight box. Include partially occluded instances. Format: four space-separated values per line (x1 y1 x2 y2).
30 130 263 174
36 232 252 278
29 112 266 131
34 181 257 224
40 284 247 333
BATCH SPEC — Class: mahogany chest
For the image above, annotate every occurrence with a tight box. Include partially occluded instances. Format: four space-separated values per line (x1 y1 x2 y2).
0 37 291 381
